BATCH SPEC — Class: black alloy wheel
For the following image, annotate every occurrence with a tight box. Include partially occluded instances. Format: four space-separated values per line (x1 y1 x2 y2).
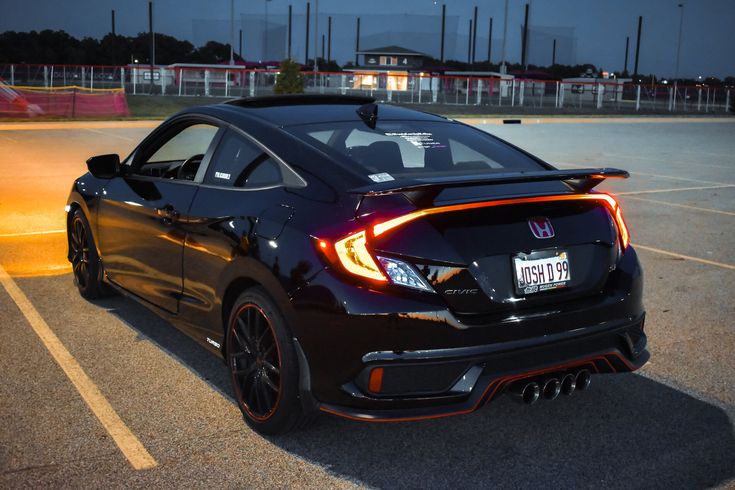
229 303 282 420
226 288 308 434
69 209 108 299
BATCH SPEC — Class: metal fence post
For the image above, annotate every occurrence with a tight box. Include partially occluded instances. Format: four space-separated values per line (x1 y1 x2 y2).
178 68 183 96
81 67 85 89
388 89 393 102
10 64 14 85
519 81 525 106
465 78 470 105
511 80 516 107
50 66 54 89
706 88 710 112
672 83 677 111
133 67 137 94
432 77 438 103
726 90 731 113
341 74 346 95
90 66 94 90
476 79 482 105
249 71 255 97
204 69 210 96
225 69 229 97
596 83 603 109
635 85 641 111
43 66 48 87
120 67 125 89
160 67 165 95
667 87 673 111
559 83 565 108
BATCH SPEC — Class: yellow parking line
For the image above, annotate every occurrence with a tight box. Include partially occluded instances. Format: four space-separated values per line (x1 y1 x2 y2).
0 263 158 471
633 244 735 271
618 184 735 195
0 229 66 238
622 196 735 217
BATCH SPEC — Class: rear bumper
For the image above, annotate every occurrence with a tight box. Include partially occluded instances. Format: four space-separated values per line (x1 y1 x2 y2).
291 246 646 421
318 315 647 422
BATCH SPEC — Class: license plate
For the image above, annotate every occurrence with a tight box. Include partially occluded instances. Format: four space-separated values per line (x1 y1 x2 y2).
513 251 571 295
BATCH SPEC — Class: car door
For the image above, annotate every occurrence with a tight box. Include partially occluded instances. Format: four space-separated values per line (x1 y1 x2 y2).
97 118 223 313
176 126 305 339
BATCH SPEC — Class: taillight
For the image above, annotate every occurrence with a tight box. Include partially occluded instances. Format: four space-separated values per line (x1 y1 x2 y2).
332 230 387 282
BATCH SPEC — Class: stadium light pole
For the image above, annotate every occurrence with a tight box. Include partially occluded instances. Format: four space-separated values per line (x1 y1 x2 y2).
500 0 508 73
229 0 234 65
487 17 492 63
149 1 155 94
633 16 642 79
263 0 272 62
674 3 684 80
288 5 292 59
472 6 478 64
624 36 629 75
305 2 310 65
111 10 116 35
314 0 319 71
440 4 446 63
355 17 360 66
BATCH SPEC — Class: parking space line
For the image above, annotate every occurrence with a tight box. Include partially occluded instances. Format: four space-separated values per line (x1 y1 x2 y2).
618 184 735 195
0 229 66 238
0 263 158 471
85 128 135 142
633 244 735 271
622 196 735 217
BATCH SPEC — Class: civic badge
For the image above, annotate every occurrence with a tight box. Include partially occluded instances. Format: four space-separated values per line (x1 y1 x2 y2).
528 217 555 239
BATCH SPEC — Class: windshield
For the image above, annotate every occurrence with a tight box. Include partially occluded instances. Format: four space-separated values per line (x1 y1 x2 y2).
286 120 547 181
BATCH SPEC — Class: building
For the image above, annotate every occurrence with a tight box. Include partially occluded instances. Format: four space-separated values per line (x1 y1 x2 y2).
345 45 430 91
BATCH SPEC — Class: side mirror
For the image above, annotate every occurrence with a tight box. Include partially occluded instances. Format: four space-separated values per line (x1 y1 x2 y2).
86 154 120 179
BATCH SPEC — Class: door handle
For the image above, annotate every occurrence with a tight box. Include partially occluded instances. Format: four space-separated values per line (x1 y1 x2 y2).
155 205 180 221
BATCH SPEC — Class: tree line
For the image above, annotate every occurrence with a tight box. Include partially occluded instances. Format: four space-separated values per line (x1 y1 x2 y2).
0 30 238 65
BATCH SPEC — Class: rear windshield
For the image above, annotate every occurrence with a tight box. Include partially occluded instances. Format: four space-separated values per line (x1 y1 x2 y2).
286 120 546 181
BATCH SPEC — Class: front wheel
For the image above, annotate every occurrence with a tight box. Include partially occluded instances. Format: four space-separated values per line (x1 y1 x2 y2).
69 209 110 299
226 287 307 435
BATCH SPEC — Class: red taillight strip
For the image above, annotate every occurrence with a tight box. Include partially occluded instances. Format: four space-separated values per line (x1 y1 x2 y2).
372 193 630 249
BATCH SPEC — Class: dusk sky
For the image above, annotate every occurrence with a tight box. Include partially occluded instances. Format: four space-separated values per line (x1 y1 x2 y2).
1 0 733 78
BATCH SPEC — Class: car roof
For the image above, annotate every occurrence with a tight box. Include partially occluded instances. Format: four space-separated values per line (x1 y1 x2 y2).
186 95 450 127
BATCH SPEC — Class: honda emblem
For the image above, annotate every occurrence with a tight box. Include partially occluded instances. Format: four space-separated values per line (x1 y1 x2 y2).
528 217 555 239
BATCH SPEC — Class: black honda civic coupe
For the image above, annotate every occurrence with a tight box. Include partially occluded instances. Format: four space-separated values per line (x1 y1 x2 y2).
66 95 647 434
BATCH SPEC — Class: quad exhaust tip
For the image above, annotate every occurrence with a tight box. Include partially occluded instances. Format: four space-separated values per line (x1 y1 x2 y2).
542 378 561 400
508 369 591 404
510 381 540 405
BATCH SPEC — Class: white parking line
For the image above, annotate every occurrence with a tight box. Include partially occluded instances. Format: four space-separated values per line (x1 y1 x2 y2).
622 196 735 217
0 229 66 238
0 263 158 471
85 128 136 142
618 184 735 195
633 244 735 271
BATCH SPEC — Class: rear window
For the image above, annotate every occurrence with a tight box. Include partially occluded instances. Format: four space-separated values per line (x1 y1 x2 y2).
286 120 545 180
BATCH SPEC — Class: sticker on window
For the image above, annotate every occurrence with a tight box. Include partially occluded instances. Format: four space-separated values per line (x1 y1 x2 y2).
368 172 395 183
384 132 445 149
215 171 231 180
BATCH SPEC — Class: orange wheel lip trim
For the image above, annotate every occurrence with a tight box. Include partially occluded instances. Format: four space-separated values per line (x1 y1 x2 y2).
229 303 283 423
319 351 638 423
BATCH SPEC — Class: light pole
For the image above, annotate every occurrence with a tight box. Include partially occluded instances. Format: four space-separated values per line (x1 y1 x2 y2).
674 3 684 80
263 0 272 62
229 0 234 65
314 0 319 71
500 0 509 73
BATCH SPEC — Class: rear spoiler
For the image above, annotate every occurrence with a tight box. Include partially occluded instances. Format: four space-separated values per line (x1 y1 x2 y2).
350 168 628 204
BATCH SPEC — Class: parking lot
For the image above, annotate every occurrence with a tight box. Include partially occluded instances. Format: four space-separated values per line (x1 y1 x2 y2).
1 117 734 488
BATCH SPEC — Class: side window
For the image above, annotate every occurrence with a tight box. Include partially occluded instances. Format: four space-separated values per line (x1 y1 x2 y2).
204 130 283 188
135 123 219 180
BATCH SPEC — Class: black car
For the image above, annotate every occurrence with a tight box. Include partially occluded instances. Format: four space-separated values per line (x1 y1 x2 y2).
66 95 648 434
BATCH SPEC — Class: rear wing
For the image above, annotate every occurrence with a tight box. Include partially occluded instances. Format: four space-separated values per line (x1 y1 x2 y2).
350 168 628 204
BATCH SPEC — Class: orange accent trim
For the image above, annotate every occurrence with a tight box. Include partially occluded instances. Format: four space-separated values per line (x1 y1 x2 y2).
320 351 638 423
368 367 384 393
372 193 630 249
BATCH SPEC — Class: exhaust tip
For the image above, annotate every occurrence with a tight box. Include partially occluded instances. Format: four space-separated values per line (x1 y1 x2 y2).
542 378 561 400
509 381 540 404
576 369 592 391
561 373 576 395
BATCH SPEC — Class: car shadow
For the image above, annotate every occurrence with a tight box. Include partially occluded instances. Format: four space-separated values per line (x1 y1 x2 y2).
101 295 735 489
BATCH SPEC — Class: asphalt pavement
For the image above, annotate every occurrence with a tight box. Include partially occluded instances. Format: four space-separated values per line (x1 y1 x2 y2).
1 117 734 489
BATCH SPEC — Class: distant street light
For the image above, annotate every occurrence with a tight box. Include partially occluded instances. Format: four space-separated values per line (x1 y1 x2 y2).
229 0 234 65
264 0 272 62
674 3 684 80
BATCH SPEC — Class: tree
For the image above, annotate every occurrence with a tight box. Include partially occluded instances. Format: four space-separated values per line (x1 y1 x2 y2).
274 58 304 94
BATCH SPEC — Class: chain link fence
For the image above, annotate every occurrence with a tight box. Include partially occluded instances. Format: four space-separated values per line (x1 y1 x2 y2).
1 63 731 114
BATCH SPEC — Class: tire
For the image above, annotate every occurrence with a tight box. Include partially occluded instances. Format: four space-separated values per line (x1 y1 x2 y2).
225 287 307 435
68 209 110 300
